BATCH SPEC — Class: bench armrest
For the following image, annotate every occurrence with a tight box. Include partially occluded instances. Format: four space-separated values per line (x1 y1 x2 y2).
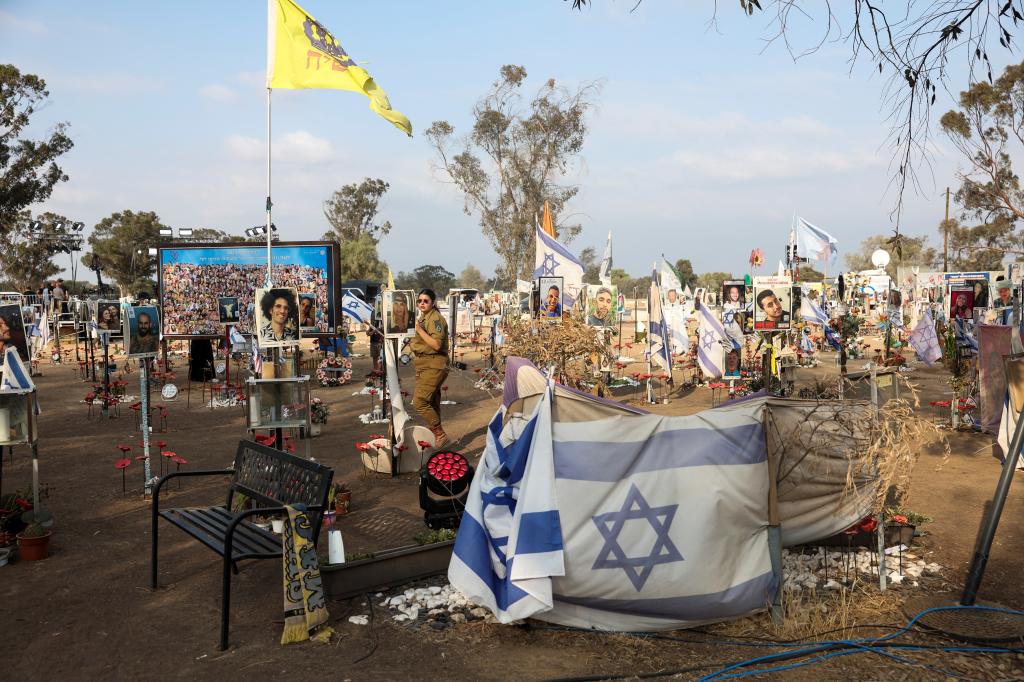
152 469 234 511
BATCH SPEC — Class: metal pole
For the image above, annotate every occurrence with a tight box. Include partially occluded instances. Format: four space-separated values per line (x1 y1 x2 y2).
265 88 273 288
943 186 950 272
140 359 153 494
960 399 1024 605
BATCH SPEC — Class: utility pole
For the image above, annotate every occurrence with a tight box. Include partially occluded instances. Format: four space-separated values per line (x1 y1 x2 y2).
943 187 950 272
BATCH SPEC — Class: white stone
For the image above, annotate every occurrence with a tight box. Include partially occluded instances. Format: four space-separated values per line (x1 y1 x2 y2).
393 614 408 622
348 615 369 625
407 607 419 620
470 607 489 618
450 613 466 624
429 586 443 594
428 608 445 616
888 572 905 585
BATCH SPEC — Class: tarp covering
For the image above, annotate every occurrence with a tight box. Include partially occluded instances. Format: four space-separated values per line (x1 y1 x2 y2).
450 359 877 630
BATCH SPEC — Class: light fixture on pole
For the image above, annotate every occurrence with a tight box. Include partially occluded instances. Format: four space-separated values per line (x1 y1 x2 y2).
159 227 173 237
245 223 278 240
870 248 890 270
177 227 193 238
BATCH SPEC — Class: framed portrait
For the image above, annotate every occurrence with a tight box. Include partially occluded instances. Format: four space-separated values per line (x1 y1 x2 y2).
722 280 746 308
663 287 681 308
586 284 618 328
383 290 415 338
724 348 742 378
538 277 564 320
254 287 300 348
96 301 122 335
297 292 318 331
125 305 161 358
753 276 792 330
218 296 240 324
0 303 29 364
965 279 989 309
950 287 974 320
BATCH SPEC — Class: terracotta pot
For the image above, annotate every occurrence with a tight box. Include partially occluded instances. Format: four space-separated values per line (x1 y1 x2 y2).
16 530 52 561
335 491 351 516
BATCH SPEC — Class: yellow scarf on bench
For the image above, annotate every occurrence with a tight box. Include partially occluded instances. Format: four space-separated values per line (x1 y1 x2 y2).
281 505 333 644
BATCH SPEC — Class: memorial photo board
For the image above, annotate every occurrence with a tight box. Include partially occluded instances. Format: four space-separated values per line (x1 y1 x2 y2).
753 276 792 330
538 277 563 320
0 303 29 363
384 290 415 338
254 287 300 348
125 305 160 357
585 284 618 328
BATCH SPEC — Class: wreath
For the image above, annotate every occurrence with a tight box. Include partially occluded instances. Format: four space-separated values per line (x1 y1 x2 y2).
317 354 353 387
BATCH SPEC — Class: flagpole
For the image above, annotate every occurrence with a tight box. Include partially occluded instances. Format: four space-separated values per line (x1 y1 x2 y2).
265 87 273 287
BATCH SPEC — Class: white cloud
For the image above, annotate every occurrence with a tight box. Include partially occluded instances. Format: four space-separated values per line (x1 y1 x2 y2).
236 71 265 87
199 84 237 103
224 134 263 162
224 130 336 164
664 146 881 183
0 10 46 34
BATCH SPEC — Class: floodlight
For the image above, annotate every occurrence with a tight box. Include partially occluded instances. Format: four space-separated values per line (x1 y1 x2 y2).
29 221 43 232
53 222 65 231
418 450 474 529
71 222 85 232
178 227 193 237
159 227 173 237
870 248 891 269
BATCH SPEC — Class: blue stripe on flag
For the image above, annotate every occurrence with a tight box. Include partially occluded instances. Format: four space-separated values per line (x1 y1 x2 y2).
515 510 563 555
452 512 531 611
553 422 765 481
537 225 583 266
553 570 776 620
494 411 539 485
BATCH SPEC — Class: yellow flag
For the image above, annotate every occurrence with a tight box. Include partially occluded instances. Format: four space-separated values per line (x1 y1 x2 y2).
266 0 412 136
387 268 395 290
541 200 556 238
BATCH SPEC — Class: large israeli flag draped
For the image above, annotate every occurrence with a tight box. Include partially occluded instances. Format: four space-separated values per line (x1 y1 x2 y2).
1 347 39 414
795 217 838 261
697 303 727 379
534 224 585 308
907 309 942 366
799 295 842 350
660 256 682 296
341 291 374 324
450 362 776 630
648 266 672 372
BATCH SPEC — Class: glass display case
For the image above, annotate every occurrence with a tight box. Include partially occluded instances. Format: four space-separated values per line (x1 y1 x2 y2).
0 389 38 446
246 376 311 431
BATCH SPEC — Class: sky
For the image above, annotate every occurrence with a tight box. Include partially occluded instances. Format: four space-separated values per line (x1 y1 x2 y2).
0 1 1007 281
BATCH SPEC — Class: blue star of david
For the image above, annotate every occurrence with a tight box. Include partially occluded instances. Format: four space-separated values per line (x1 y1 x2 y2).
539 252 559 276
701 333 715 352
723 310 736 325
592 483 683 591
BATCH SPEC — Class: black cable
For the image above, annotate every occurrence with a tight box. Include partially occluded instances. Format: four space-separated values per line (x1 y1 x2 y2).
350 591 378 664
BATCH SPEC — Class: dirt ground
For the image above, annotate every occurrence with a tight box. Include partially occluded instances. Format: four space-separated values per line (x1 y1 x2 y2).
2 332 1023 681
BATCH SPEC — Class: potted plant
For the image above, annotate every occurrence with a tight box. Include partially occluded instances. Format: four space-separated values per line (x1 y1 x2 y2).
328 482 351 517
17 510 53 561
0 492 31 546
309 397 330 437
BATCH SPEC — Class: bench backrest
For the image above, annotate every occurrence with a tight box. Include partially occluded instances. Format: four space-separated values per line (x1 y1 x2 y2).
229 440 334 536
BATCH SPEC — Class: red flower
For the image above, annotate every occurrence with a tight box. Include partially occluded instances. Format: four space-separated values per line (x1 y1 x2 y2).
14 497 31 510
161 450 176 459
134 455 148 461
417 440 432 449
859 517 878 533
355 442 371 452
442 385 449 391
171 455 188 465
117 444 132 454
397 445 408 453
115 458 131 470
155 440 168 449
892 514 909 525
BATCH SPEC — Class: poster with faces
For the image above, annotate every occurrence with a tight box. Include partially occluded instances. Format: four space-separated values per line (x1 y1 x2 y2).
254 287 300 348
753 276 792 330
384 290 415 338
586 284 618 328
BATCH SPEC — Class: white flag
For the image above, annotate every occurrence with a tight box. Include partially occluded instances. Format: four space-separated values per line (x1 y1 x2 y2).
599 231 613 287
796 217 839 261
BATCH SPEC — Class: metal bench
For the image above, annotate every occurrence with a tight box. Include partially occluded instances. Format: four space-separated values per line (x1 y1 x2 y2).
150 439 333 650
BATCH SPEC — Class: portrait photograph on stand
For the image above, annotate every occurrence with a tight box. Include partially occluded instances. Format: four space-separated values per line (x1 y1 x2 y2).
298 292 318 330
538 277 563 320
950 287 975 320
218 296 240 324
254 287 300 348
384 290 415 338
586 284 618 328
96 301 122 334
0 303 29 363
722 280 746 308
753 276 792 330
125 305 161 358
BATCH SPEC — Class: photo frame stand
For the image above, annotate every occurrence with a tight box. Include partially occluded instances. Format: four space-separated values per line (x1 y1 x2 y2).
101 332 113 419
139 358 154 495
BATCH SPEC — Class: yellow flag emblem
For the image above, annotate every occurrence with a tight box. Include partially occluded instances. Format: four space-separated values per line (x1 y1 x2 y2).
266 0 412 136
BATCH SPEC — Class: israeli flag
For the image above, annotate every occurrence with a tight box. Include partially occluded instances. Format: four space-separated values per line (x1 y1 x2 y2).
908 309 942 366
721 308 744 351
229 326 247 347
341 291 374 325
450 389 564 622
799 295 842 350
954 318 979 353
2 347 40 414
795 217 838 262
648 266 672 373
450 380 776 630
697 303 727 379
534 224 584 308
665 306 690 355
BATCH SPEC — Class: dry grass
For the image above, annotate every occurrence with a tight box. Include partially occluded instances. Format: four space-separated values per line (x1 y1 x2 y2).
500 317 613 389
